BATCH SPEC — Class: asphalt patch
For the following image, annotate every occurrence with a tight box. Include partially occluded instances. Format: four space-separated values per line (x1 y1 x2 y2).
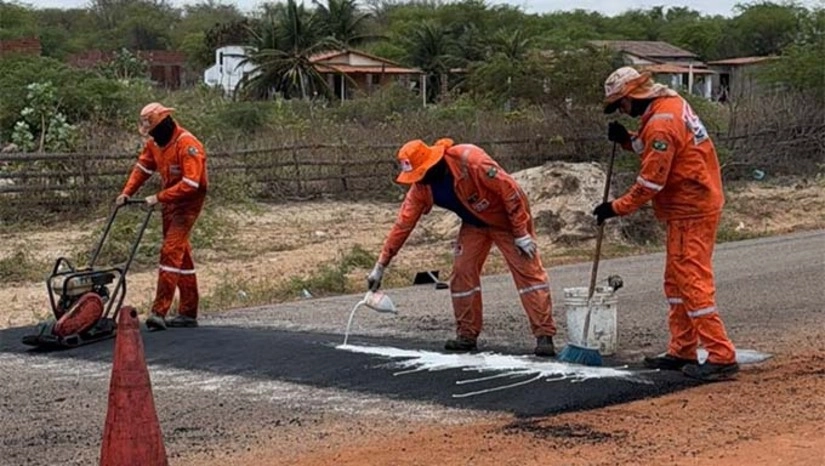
0 325 703 418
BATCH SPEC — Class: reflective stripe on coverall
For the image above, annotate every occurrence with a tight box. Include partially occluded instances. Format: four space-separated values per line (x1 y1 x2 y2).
613 95 735 364
122 126 208 318
379 142 556 339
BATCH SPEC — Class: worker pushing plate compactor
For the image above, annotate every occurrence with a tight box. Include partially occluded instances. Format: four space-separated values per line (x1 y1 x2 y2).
22 200 154 350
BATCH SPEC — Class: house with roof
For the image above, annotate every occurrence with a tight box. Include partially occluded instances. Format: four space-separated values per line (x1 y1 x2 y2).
204 47 424 102
0 37 42 57
588 40 715 99
66 49 191 89
310 49 424 101
706 56 780 102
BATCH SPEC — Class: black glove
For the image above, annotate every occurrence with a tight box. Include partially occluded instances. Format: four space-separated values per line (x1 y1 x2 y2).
607 121 630 145
593 201 618 225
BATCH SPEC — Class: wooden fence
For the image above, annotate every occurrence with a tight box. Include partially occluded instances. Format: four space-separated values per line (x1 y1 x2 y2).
0 125 822 222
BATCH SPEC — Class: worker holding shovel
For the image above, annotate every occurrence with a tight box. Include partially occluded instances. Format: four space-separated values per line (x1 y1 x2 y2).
595 66 739 382
366 138 557 356
116 102 208 331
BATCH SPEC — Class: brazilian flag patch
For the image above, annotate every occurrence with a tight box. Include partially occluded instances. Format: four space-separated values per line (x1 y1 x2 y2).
652 140 668 152
486 167 498 178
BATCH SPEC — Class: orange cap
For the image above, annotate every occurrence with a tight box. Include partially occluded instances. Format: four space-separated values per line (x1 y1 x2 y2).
138 102 175 136
395 140 446 184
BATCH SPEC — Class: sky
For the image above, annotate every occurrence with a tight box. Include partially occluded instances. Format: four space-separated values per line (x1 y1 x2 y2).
16 0 825 17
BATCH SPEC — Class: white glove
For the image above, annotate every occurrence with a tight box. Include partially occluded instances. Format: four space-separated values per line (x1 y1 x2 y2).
145 194 159 206
514 234 537 259
116 194 129 206
367 263 384 291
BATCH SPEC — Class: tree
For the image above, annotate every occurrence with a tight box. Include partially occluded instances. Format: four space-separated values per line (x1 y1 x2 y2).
488 27 532 61
88 0 178 50
401 20 463 102
94 48 149 81
728 1 805 56
758 6 825 96
11 81 77 153
175 2 246 68
0 2 38 39
238 0 339 100
312 0 381 47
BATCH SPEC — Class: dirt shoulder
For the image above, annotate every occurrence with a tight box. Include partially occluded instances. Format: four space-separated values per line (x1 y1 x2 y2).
177 346 825 466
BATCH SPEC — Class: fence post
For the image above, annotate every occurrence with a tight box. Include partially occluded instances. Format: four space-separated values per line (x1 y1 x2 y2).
292 144 303 198
338 136 348 193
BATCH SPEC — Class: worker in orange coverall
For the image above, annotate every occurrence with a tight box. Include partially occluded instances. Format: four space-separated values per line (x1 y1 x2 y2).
595 66 738 381
116 103 208 331
366 138 557 356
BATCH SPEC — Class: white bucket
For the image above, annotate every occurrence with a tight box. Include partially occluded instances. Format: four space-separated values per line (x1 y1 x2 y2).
563 286 618 356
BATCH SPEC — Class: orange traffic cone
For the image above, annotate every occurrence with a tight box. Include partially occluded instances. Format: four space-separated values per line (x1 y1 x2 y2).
99 306 168 466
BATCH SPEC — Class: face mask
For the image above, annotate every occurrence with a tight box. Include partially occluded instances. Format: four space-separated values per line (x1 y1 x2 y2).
149 116 176 147
420 158 448 185
629 99 652 118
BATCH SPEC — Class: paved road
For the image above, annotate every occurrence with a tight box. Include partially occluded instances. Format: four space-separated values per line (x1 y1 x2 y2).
0 230 822 465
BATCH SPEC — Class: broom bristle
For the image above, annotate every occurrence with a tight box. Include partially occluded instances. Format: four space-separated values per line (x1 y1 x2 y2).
556 343 603 366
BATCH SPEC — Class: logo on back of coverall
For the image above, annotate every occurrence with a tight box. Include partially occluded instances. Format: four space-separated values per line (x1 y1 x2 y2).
652 140 668 152
472 199 490 211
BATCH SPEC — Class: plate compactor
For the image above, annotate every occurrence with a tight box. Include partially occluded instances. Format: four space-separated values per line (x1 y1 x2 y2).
22 199 154 350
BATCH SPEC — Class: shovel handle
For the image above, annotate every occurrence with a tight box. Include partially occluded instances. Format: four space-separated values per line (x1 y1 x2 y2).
588 141 618 301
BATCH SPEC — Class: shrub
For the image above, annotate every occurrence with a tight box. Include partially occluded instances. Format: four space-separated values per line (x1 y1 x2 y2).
0 55 141 141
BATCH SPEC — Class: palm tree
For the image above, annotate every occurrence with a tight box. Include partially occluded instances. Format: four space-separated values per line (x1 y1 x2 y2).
463 28 537 106
312 0 383 48
402 21 463 102
238 0 340 100
488 28 532 62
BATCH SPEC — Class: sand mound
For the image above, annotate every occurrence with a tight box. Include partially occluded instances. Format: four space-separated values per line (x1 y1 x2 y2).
429 161 623 246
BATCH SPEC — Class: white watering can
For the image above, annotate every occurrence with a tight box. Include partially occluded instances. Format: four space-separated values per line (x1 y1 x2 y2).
342 290 397 345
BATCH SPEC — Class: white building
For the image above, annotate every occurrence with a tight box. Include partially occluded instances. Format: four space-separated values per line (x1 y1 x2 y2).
203 45 258 97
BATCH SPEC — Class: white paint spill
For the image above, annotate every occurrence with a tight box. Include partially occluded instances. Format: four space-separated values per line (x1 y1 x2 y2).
336 344 655 398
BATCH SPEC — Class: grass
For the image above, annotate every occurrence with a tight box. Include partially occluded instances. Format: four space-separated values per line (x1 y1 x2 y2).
199 244 379 313
716 224 771 243
0 248 50 283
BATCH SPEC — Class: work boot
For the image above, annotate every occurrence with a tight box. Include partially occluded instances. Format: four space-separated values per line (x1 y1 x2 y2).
682 362 740 382
167 315 198 328
534 335 556 357
444 336 477 352
145 312 167 331
643 353 698 371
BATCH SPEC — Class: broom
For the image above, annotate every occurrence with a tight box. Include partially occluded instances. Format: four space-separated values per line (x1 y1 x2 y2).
557 141 618 366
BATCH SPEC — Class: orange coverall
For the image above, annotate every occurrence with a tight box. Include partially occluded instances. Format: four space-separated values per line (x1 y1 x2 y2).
379 142 556 340
613 95 736 365
121 125 208 319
